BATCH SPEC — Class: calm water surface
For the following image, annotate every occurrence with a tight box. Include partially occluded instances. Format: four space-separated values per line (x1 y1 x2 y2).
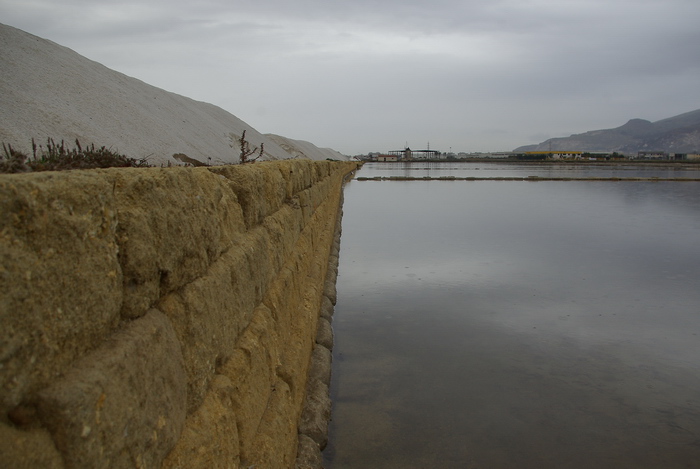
325 163 700 468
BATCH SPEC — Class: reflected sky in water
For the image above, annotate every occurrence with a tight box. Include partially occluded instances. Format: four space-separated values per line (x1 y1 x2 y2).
326 170 700 468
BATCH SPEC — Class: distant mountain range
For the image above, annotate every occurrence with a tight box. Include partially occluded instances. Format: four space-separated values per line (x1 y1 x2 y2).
514 109 700 154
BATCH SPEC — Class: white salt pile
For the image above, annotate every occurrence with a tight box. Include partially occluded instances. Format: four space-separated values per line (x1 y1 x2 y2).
0 23 348 166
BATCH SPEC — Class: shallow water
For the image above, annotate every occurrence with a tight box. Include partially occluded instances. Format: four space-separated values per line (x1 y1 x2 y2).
325 164 700 468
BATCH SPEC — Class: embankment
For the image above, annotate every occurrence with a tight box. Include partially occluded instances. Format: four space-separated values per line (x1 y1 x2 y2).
0 159 359 468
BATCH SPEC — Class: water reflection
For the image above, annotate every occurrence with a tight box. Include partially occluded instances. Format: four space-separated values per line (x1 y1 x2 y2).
326 175 700 468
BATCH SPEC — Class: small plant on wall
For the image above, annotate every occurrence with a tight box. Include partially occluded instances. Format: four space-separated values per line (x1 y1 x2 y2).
1 138 150 173
239 130 263 164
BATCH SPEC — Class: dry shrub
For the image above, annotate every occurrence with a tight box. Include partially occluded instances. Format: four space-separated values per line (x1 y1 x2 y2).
1 138 150 173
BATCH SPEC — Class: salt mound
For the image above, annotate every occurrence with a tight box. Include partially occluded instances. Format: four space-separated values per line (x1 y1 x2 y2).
0 23 348 166
265 134 348 161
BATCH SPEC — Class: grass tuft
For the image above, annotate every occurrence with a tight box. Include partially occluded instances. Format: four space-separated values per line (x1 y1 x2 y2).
1 138 151 173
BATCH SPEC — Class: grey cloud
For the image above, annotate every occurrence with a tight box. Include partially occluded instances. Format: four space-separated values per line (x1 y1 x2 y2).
1 0 699 154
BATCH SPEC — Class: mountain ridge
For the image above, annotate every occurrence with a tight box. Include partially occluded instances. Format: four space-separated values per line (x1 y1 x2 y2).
514 109 700 154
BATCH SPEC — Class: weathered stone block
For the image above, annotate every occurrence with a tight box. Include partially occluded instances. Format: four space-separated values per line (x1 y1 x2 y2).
278 160 314 198
324 281 338 305
320 295 334 323
308 344 332 387
262 204 305 274
219 304 278 461
162 374 240 469
0 423 64 469
157 245 262 412
297 188 314 223
209 163 286 229
316 317 334 351
295 434 323 469
113 167 244 319
246 379 297 468
0 172 122 414
36 309 186 469
325 258 339 285
298 379 331 449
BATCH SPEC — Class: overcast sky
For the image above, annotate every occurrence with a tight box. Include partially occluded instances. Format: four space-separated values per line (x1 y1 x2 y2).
2 0 699 155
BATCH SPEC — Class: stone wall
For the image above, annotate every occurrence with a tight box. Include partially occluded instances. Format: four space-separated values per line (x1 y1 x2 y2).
0 160 358 468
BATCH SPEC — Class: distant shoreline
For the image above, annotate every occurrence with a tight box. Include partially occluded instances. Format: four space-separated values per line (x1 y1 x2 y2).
356 176 700 182
366 159 700 168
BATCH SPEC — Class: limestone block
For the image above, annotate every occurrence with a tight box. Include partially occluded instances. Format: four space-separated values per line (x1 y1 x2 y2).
0 172 122 414
209 163 286 229
262 204 305 274
315 317 334 351
330 236 341 258
157 246 263 412
264 264 304 339
297 188 314 223
306 181 323 213
0 423 64 469
36 309 187 469
308 176 332 211
325 257 339 285
246 379 297 469
162 374 240 469
215 304 279 460
278 160 314 198
319 296 334 323
295 434 322 469
297 379 331 449
308 344 332 387
318 161 332 180
112 167 245 318
324 280 338 305
278 163 297 201
311 161 326 183
243 226 278 305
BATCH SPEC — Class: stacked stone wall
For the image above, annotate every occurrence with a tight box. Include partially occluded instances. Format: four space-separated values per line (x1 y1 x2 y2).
0 160 358 468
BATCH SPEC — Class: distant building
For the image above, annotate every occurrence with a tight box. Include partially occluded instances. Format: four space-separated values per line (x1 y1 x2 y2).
524 151 583 159
481 152 512 159
387 146 441 160
376 154 398 162
637 151 667 159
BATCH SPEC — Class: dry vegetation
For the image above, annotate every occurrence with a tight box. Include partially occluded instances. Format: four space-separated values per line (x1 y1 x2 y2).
1 138 151 173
